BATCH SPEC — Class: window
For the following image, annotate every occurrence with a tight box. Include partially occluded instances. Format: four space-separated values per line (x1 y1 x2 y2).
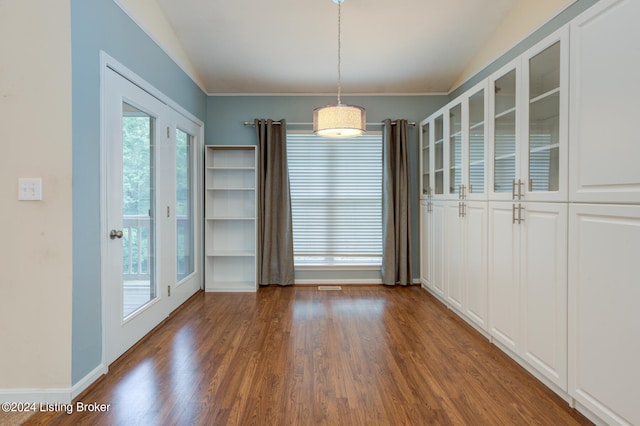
287 132 382 267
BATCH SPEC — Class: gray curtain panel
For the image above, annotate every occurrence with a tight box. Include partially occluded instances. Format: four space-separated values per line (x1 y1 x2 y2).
255 119 295 285
381 119 413 285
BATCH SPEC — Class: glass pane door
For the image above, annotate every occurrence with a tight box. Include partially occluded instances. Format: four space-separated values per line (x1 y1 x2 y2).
122 102 156 318
494 69 517 193
176 129 194 281
529 41 560 192
449 104 462 196
468 89 485 194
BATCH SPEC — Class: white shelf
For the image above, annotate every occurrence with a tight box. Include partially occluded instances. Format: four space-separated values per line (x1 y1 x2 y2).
207 187 255 191
494 152 517 161
205 145 257 292
207 166 255 171
495 106 516 120
530 87 560 104
469 121 485 130
206 282 257 293
206 216 255 221
207 251 255 257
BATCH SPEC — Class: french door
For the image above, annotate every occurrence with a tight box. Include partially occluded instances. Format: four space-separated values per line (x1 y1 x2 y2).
103 68 201 365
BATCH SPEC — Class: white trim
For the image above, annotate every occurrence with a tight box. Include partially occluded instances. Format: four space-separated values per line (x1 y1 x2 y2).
99 52 109 381
100 52 204 128
0 389 72 404
208 92 449 97
71 364 107 400
0 364 107 404
293 279 422 285
295 265 381 271
294 279 383 285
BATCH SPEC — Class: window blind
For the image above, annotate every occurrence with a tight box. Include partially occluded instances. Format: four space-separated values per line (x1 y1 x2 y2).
287 133 382 265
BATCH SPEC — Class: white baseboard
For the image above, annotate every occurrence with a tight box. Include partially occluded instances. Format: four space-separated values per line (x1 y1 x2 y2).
71 363 107 399
0 388 72 404
0 363 107 404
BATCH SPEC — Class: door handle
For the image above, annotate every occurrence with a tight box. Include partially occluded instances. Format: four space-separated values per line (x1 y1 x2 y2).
110 229 124 239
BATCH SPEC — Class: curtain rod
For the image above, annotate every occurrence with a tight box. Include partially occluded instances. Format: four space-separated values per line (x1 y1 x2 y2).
243 121 416 127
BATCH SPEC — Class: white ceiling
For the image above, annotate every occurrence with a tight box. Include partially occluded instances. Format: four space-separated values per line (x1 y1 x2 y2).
154 0 551 95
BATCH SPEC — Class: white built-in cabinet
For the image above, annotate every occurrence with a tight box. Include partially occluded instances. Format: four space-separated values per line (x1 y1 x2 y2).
566 0 640 424
488 201 568 390
204 145 257 292
430 201 446 300
420 80 489 332
568 0 640 204
419 200 431 289
568 204 640 426
420 1 640 422
487 28 570 392
446 201 488 331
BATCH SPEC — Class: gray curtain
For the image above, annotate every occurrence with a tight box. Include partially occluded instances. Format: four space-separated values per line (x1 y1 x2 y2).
255 119 295 285
381 119 413 285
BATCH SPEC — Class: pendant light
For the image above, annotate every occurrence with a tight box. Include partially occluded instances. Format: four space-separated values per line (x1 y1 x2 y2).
313 0 366 138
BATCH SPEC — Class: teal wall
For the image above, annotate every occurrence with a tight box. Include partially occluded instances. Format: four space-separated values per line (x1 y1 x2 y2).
450 0 600 99
207 95 448 281
70 0 207 384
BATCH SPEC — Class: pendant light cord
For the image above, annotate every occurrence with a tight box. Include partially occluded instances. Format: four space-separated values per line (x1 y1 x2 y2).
337 0 342 104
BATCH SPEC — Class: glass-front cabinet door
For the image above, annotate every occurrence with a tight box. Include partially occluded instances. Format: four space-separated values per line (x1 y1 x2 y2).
467 82 488 200
420 112 446 201
524 30 568 201
490 63 519 201
448 103 463 198
433 114 445 198
420 120 431 199
488 29 567 202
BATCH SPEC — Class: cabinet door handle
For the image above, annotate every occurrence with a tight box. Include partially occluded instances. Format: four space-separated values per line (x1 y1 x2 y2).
512 179 517 200
518 179 525 200
512 204 517 224
462 202 466 218
518 204 524 224
458 202 462 217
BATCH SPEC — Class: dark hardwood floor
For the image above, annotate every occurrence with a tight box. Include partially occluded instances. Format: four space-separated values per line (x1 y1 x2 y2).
25 285 591 425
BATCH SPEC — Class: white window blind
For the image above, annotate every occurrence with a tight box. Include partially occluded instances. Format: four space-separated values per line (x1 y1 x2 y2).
287 132 382 266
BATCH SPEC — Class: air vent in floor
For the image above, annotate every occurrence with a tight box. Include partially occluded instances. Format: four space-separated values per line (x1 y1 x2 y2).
317 286 342 291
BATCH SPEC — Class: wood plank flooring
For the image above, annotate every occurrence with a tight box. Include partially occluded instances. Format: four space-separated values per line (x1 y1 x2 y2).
24 285 591 425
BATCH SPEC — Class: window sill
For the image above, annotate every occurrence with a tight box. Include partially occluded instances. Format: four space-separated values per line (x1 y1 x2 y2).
294 264 381 271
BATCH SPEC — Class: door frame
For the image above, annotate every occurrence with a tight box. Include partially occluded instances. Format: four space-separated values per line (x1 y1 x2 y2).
99 52 204 367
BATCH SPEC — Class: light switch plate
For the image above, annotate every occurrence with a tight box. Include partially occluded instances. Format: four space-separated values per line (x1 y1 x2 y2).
18 178 42 201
